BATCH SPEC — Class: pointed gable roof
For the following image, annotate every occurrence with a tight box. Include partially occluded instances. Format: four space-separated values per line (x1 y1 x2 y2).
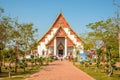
38 12 69 42
46 27 66 46
39 12 83 44
56 27 66 37
46 27 75 47
52 12 70 28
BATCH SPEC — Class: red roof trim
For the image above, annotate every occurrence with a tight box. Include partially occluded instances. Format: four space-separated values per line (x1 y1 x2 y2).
67 37 75 46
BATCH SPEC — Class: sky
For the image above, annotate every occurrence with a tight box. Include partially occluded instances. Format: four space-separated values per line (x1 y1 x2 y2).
0 0 119 39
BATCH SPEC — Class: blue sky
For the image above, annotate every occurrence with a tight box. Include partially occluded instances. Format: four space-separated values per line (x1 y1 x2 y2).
0 0 119 39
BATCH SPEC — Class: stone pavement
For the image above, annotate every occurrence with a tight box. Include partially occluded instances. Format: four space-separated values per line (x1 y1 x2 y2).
25 60 95 80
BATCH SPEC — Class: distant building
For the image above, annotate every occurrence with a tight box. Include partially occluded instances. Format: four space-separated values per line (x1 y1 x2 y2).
36 12 84 58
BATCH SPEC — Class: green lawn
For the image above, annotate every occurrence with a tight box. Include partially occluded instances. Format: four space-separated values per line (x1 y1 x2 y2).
0 65 44 80
75 64 120 80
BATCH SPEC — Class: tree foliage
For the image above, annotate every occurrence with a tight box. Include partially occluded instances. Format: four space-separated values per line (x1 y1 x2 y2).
0 7 38 73
81 18 119 76
85 19 118 58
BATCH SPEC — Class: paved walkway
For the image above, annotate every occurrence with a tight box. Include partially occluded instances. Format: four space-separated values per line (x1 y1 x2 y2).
25 60 95 80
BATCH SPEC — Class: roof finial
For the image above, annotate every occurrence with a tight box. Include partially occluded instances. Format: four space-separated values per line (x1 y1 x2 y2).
60 8 62 14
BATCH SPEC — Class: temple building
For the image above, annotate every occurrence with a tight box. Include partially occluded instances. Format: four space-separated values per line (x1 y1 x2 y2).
37 12 84 58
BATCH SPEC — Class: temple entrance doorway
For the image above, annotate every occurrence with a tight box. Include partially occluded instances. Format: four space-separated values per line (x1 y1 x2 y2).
58 49 63 57
57 41 64 57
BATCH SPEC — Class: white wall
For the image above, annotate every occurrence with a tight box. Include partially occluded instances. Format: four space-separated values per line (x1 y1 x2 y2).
38 27 84 57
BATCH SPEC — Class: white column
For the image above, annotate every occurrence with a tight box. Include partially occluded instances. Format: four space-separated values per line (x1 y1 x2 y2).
64 37 67 57
54 37 56 56
37 45 41 56
73 46 76 57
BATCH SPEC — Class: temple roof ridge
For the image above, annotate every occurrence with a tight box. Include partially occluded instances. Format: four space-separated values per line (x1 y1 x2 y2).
38 12 66 42
38 12 83 45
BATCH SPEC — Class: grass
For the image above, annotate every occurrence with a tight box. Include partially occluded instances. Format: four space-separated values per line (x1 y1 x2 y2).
0 65 44 80
75 64 120 80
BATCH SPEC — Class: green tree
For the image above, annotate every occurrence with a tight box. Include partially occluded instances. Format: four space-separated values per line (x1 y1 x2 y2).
12 22 38 72
86 18 118 76
15 23 38 57
30 55 34 66
86 19 118 57
96 49 102 69
0 11 14 72
4 48 16 78
80 34 95 50
113 0 120 62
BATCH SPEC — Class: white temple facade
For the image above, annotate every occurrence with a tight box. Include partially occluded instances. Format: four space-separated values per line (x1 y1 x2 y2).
36 12 84 58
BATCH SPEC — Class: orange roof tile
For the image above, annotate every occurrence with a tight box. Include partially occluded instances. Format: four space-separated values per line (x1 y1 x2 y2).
40 38 45 42
47 39 54 46
70 30 74 35
47 27 67 46
38 12 83 45
67 37 75 46
52 13 70 28
56 27 66 37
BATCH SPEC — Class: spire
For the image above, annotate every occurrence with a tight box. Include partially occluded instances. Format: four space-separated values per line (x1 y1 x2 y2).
60 8 62 14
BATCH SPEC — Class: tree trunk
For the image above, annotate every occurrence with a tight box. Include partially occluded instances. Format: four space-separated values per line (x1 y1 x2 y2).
118 30 120 61
35 59 37 65
14 56 18 73
0 50 2 73
0 65 2 73
40 60 43 65
14 59 18 73
8 62 12 78
24 67 25 72
31 62 33 66
3 56 5 67
108 65 113 76
9 69 11 78
0 57 2 73
46 58 49 65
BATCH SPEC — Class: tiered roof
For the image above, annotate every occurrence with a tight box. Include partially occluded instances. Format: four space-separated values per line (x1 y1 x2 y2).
39 12 82 46
46 27 75 47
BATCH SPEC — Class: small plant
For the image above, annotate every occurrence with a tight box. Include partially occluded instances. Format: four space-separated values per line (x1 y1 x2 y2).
5 66 14 78
49 57 54 62
80 61 84 65
30 55 34 66
19 58 27 72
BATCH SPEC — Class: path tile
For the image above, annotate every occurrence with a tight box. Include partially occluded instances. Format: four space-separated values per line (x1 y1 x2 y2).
25 60 95 80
